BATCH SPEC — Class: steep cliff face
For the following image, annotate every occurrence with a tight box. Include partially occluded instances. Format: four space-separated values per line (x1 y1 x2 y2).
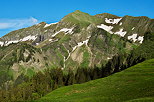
0 10 154 89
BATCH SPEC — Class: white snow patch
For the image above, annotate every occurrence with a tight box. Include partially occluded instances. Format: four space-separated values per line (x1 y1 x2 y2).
36 43 39 45
72 46 77 52
132 27 135 30
51 22 58 25
97 24 127 37
77 39 89 47
65 50 71 61
114 28 127 37
1 35 37 46
49 39 53 42
51 32 59 37
44 24 52 28
138 36 144 43
52 28 74 37
72 36 90 52
119 22 122 25
64 36 91 61
105 18 122 24
128 34 144 43
97 24 114 34
63 56 66 69
49 39 58 42
107 57 112 60
59 28 73 34
0 41 4 46
97 23 144 44
44 22 58 28
20 35 37 42
128 34 138 42
5 40 19 46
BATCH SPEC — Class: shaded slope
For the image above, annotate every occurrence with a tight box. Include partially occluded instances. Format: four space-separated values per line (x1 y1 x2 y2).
0 43 46 89
36 59 154 102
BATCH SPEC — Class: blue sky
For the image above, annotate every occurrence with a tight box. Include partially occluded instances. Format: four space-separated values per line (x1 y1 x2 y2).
0 0 153 37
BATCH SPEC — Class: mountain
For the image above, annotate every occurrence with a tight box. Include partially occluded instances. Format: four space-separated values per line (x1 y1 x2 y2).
0 10 154 101
36 59 154 102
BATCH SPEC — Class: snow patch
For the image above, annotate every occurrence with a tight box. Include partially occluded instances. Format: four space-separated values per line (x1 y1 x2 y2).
0 35 37 46
0 41 4 46
97 24 144 44
44 24 52 28
132 27 135 30
59 28 73 34
128 34 138 42
128 34 144 43
20 35 37 41
63 56 66 69
105 18 122 24
97 24 127 37
119 22 122 25
97 24 113 34
36 43 39 45
72 46 77 52
5 40 19 46
52 28 74 37
49 39 53 42
65 50 71 61
138 36 144 43
107 57 112 60
49 39 58 42
114 28 127 37
44 22 58 28
72 36 90 52
77 39 89 47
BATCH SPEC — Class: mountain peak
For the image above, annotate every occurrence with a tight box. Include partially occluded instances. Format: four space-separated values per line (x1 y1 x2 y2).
68 10 89 16
73 10 82 13
60 10 102 27
39 22 46 24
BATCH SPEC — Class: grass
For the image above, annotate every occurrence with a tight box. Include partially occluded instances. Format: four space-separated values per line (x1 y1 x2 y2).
80 47 90 68
35 59 154 102
62 10 103 28
26 68 35 78
58 34 71 44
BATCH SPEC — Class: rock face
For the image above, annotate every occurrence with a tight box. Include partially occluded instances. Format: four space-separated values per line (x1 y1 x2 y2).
0 10 154 88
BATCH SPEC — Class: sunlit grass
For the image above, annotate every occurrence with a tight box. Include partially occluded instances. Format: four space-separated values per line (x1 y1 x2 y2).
35 59 154 102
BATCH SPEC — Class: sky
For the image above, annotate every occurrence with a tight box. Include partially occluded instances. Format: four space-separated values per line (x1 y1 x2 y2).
0 0 153 37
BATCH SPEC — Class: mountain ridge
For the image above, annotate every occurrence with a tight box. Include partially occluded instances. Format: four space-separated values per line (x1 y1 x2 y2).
0 10 154 102
0 10 154 92
1 11 154 41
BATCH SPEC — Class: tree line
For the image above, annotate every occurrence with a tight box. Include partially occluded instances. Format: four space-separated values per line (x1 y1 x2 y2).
0 51 148 102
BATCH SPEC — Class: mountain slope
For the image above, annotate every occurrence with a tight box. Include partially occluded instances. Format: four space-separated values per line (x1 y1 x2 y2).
0 43 46 89
0 10 154 90
36 59 154 102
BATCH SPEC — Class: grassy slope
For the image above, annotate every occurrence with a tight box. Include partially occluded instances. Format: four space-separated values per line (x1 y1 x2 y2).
62 10 103 28
36 59 154 102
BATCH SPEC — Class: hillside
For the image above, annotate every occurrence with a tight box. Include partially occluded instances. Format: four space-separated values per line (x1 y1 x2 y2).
0 10 154 101
36 59 154 102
